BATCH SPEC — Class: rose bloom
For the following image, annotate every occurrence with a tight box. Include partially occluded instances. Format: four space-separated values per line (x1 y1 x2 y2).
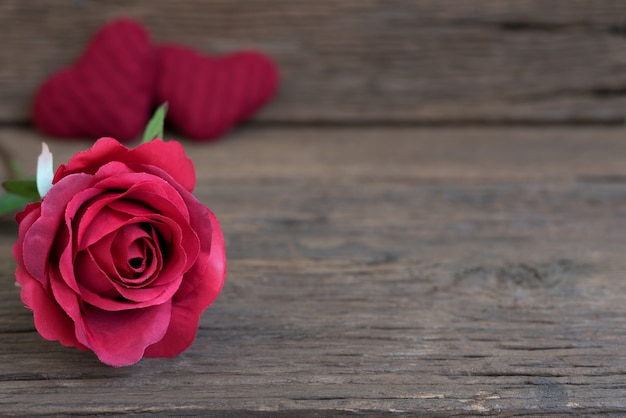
13 138 226 367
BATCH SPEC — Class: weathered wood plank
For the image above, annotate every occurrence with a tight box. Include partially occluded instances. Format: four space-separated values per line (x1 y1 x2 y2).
2 1 626 125
2 127 626 415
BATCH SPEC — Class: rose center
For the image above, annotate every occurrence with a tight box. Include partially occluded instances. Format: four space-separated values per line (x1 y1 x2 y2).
128 257 143 270
107 223 162 287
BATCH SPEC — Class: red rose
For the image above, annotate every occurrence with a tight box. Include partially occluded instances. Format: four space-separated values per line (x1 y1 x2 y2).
13 138 226 367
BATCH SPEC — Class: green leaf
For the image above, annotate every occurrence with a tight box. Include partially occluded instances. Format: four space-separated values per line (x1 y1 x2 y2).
3 179 39 200
0 192 36 215
142 103 168 143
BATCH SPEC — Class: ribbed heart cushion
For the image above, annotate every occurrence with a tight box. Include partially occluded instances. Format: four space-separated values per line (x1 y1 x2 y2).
32 19 156 141
156 44 279 141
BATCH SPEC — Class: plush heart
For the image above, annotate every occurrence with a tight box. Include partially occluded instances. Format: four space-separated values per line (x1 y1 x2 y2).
156 44 279 141
32 19 156 141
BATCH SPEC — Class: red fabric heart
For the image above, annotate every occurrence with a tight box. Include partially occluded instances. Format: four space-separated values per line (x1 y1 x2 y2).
156 44 279 141
32 19 156 141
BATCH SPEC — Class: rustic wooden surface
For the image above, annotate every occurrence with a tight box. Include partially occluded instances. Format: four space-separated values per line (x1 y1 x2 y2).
2 126 626 415
3 0 626 125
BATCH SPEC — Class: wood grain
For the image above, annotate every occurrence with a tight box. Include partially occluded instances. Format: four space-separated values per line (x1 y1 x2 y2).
2 126 626 415
2 1 626 125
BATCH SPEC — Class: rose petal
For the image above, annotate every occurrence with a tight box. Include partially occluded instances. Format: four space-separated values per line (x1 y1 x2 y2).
85 232 119 282
74 249 119 299
17 266 87 351
91 167 192 223
120 186 190 223
49 267 83 325
142 297 200 358
143 206 225 358
13 203 42 284
54 137 196 192
112 270 180 304
175 208 225 303
49 255 173 367
16 201 41 224
79 301 172 367
22 173 92 283
74 195 130 250
62 190 119 295
145 208 226 357
130 139 196 192
52 138 136 183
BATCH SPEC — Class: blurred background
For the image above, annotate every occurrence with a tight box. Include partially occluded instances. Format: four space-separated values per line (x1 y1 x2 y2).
2 0 626 130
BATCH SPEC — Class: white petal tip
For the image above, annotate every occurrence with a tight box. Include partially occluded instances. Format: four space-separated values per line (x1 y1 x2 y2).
37 142 54 198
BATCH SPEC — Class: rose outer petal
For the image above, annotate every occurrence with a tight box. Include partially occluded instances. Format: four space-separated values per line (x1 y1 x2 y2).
13 190 88 351
131 139 196 192
22 173 93 284
140 164 225 357
13 203 41 284
17 266 88 351
145 208 226 357
49 262 173 367
54 137 196 192
79 301 172 367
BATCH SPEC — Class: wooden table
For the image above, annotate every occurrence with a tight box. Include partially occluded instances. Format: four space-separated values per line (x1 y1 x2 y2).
2 126 626 415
